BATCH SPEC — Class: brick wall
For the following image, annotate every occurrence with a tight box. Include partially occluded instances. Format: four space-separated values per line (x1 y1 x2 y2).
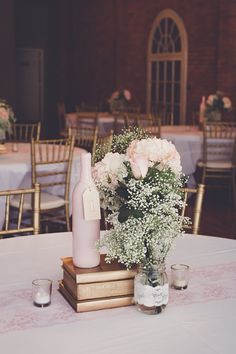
9 0 236 130
67 0 221 121
0 0 15 106
217 0 236 108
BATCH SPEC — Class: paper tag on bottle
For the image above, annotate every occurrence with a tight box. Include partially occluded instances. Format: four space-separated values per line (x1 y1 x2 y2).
83 187 101 220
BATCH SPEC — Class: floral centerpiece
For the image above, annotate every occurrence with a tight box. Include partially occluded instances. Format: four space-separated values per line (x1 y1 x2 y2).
108 89 132 112
0 99 15 142
92 128 188 314
203 91 232 121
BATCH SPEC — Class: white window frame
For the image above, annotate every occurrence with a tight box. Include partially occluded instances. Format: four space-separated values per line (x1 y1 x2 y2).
147 9 188 124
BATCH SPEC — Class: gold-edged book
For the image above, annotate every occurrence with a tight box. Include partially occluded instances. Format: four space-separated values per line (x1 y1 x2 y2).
61 255 137 284
63 269 134 301
59 282 134 313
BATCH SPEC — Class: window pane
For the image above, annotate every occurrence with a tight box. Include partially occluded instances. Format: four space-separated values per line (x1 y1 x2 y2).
174 83 180 103
151 83 156 101
152 62 157 81
172 24 179 40
152 39 157 53
174 61 181 81
159 61 164 80
159 82 164 101
174 104 180 122
154 28 161 43
167 18 174 34
175 37 181 52
166 83 172 101
167 61 172 81
160 19 166 34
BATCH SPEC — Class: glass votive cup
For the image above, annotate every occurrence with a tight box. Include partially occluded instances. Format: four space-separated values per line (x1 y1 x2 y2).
32 279 52 307
12 143 18 152
170 264 190 290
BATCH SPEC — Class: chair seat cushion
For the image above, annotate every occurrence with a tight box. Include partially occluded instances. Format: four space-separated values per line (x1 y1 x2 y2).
197 160 234 169
10 191 65 210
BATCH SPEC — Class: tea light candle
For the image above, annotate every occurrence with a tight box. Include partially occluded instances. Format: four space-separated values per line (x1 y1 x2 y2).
172 278 188 289
32 279 52 307
34 290 50 305
171 264 189 290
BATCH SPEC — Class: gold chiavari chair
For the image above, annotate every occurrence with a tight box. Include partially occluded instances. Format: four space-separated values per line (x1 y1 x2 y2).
71 125 98 153
31 137 74 231
137 113 152 126
192 111 200 126
124 105 141 114
139 113 161 138
144 125 161 139
92 129 114 165
0 183 40 238
197 121 236 205
112 112 127 134
160 109 174 126
6 122 41 142
76 103 99 113
180 184 205 235
125 112 139 128
70 111 98 129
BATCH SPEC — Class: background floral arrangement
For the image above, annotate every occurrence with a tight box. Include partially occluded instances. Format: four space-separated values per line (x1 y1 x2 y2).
108 89 132 111
0 99 15 133
92 128 188 269
204 91 232 120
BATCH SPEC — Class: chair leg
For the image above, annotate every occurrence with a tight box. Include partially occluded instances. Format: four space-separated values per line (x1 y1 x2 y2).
232 169 236 207
201 167 206 185
65 203 71 231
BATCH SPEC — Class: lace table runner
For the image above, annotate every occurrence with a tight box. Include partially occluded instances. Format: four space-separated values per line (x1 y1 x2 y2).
1 262 236 334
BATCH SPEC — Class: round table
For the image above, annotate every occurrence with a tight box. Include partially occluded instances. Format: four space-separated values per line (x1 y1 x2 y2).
0 232 235 353
0 143 86 229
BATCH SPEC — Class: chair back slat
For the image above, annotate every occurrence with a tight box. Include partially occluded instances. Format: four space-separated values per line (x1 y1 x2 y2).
180 184 205 235
203 122 236 164
6 122 41 142
31 137 74 200
17 194 24 229
5 195 10 230
71 125 98 152
0 184 40 237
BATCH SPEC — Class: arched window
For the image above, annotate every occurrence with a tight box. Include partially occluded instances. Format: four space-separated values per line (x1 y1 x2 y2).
147 9 188 124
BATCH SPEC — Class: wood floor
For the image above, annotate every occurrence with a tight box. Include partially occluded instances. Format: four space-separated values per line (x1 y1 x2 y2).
49 187 236 240
197 188 236 239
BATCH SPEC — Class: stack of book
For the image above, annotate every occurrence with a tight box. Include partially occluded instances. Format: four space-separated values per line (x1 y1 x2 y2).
59 255 137 312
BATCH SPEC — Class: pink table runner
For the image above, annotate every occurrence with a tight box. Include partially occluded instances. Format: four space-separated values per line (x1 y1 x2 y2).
1 261 236 334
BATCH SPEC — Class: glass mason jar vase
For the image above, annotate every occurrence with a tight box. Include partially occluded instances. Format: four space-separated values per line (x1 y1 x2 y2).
134 263 169 315
0 129 6 144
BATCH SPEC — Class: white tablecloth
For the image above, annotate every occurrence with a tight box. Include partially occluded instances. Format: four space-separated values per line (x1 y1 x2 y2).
0 231 236 354
66 112 117 135
0 143 86 228
161 126 203 186
65 120 203 184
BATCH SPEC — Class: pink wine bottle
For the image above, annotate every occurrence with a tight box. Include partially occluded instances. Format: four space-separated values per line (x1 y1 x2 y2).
72 152 100 268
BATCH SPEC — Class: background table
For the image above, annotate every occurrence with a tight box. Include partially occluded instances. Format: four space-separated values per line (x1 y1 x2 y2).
0 231 235 354
66 112 118 135
161 125 203 186
0 143 86 229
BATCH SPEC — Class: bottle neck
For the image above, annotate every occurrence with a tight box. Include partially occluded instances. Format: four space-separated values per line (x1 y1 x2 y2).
80 152 93 183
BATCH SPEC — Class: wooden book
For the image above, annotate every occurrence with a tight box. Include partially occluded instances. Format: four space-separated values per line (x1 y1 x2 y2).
61 255 137 284
63 269 134 301
59 282 134 313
